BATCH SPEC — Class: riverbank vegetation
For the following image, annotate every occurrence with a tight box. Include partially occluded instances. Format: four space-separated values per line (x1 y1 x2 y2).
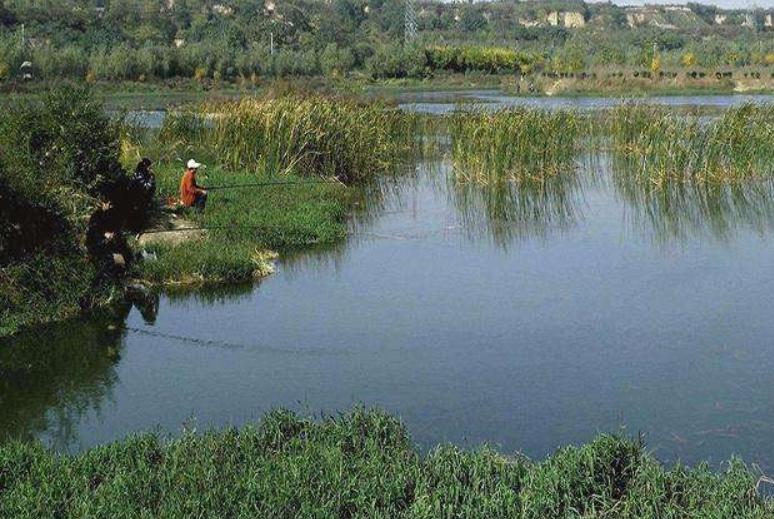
0 86 420 334
159 96 420 181
128 94 418 285
0 87 126 336
0 408 771 517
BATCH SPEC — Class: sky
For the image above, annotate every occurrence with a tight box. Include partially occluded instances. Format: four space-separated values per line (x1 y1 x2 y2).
588 0 774 8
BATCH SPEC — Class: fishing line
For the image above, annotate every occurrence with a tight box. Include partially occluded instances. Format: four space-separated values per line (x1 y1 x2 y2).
127 326 245 350
136 224 440 240
126 326 353 356
206 179 343 190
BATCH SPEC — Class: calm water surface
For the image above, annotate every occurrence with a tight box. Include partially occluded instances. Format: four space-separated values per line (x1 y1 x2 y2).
127 90 774 127
4 96 774 472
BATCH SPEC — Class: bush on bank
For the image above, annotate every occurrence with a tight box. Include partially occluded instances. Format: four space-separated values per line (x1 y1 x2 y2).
0 87 126 336
0 408 770 518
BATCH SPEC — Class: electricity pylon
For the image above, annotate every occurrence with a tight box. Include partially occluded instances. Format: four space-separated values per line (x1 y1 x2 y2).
404 0 417 44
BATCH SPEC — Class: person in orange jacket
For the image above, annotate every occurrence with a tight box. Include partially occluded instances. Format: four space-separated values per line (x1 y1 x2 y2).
179 159 208 210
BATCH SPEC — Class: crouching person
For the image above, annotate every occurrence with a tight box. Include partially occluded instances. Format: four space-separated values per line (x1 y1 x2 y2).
179 159 208 211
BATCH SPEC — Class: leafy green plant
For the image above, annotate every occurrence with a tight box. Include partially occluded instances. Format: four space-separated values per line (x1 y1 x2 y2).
0 408 770 518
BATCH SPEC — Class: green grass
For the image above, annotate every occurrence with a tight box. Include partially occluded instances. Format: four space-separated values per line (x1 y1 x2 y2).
159 95 419 182
0 408 771 518
131 162 351 285
608 103 774 184
0 254 119 337
449 108 583 183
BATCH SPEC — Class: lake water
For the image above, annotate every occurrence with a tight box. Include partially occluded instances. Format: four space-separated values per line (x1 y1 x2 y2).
126 90 774 127
4 94 774 472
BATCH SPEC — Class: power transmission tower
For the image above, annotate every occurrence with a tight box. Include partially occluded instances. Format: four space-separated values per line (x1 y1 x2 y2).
404 0 417 45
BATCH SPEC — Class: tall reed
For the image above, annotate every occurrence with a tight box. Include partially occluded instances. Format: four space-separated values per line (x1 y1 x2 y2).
449 107 583 183
608 103 774 184
160 96 420 182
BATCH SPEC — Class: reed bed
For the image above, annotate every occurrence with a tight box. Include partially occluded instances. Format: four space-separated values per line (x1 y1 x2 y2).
160 96 420 182
608 103 774 184
449 108 583 183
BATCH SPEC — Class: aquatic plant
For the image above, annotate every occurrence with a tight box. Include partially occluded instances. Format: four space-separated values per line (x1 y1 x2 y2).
160 96 420 182
0 408 771 517
449 107 583 183
608 103 774 184
614 164 774 243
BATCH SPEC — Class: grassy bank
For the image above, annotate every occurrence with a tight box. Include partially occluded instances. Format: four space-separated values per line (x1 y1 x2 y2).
3 72 772 105
1 88 417 334
133 164 351 286
127 94 417 286
0 408 770 518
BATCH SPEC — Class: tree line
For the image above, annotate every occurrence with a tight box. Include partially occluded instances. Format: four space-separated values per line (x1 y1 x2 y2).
0 0 771 82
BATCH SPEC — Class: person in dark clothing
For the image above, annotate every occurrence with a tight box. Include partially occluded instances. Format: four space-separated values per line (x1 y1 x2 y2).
127 158 156 231
86 201 133 279
132 158 156 201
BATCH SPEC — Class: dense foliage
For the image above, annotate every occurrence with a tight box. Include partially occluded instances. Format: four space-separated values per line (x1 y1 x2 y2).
0 408 771 517
0 0 771 82
0 87 126 335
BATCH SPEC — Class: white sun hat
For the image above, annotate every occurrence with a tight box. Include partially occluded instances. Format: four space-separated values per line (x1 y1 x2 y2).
187 159 203 169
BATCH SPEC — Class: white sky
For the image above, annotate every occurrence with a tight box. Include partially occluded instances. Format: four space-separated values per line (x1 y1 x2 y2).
588 0 773 8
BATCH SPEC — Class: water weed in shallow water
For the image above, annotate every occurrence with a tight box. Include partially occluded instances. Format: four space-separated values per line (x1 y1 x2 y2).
0 408 771 518
160 95 421 182
449 108 583 183
450 170 583 248
608 103 774 184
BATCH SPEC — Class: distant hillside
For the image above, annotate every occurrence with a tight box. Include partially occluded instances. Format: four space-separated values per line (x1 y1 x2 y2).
0 0 771 82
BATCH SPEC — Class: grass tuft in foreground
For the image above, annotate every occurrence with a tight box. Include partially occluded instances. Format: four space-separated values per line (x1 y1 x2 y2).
1 409 771 518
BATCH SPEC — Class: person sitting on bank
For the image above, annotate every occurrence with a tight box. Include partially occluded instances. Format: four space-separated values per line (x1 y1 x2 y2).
179 159 207 210
127 157 156 231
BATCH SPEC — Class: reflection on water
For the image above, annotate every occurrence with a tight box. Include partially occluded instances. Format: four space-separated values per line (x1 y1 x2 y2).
400 91 774 115
5 97 774 472
450 165 584 248
0 307 128 450
614 161 774 243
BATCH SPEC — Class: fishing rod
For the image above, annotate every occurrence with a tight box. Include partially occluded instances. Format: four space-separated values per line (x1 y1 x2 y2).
205 179 345 190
